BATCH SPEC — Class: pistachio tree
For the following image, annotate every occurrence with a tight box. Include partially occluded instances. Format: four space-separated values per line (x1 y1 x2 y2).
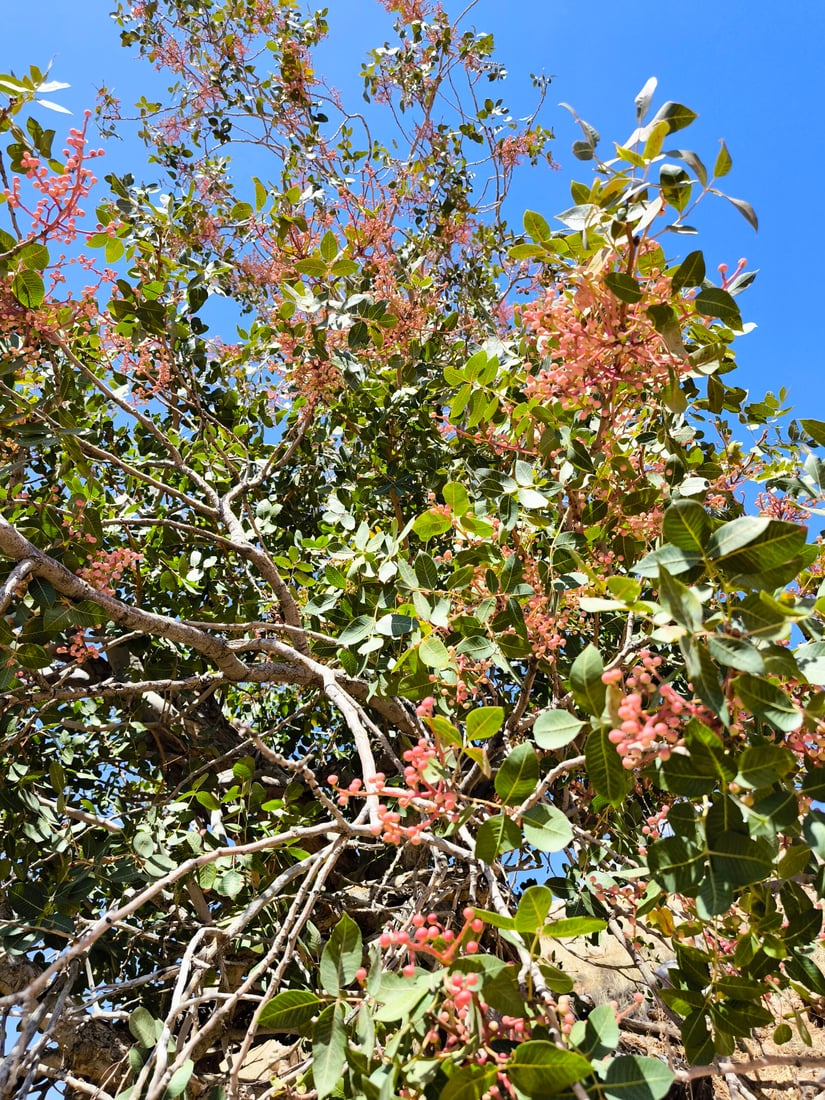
2 3 825 1100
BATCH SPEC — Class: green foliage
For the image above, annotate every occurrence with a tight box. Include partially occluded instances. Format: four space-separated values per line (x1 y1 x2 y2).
0 11 821 1100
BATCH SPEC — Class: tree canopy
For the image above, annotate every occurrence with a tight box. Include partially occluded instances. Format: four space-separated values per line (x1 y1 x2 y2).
2 3 825 1099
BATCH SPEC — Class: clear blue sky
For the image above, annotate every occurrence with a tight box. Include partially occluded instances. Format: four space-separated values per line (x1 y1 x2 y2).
4 1 824 415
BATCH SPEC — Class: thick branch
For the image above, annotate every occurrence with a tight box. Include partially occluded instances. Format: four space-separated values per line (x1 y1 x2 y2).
0 558 34 615
0 516 248 679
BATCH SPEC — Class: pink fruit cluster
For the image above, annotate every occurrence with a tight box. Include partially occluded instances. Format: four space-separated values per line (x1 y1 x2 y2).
7 113 103 245
78 546 142 596
601 651 703 769
520 269 685 418
377 907 530 1084
328 734 460 846
378 907 483 969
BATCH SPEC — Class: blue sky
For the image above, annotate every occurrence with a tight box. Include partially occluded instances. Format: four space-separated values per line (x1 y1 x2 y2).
4 0 824 415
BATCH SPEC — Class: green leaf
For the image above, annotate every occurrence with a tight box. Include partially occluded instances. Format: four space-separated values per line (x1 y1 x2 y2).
785 953 825 997
258 990 321 1031
707 636 764 674
719 193 758 231
659 164 692 213
570 1002 619 1060
773 1023 793 1044
706 517 806 574
671 251 706 295
694 287 742 329
536 962 574 995
634 543 702 577
338 616 373 646
507 1041 592 1094
456 635 496 660
709 831 774 888
374 970 437 1021
164 1060 194 1100
320 913 362 996
509 243 549 261
683 640 727 723
802 766 825 802
523 210 551 243
133 831 155 859
513 885 553 933
483 967 529 1016
579 597 627 613
439 1065 497 1100
738 593 794 641
570 644 606 717
466 706 504 741
129 1006 158 1047
634 76 657 123
696 869 733 918
470 909 515 931
413 510 452 540
647 835 705 895
295 257 328 277
604 272 643 304
374 613 415 637
414 552 439 590
533 709 584 749
796 642 825 685
542 916 607 938
586 728 632 806
442 481 470 516
714 140 732 179
217 869 244 898
682 1009 714 1065
650 101 698 135
11 268 45 308
735 744 795 790
312 1003 347 1100
643 119 670 160
517 487 549 510
522 803 573 853
475 814 521 862
657 566 703 631
419 636 451 669
804 810 825 858
778 842 814 879
800 419 825 448
319 231 338 262
15 643 51 669
495 743 539 806
430 716 461 746
602 1055 674 1100
20 242 49 271
734 674 802 733
659 721 731 796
